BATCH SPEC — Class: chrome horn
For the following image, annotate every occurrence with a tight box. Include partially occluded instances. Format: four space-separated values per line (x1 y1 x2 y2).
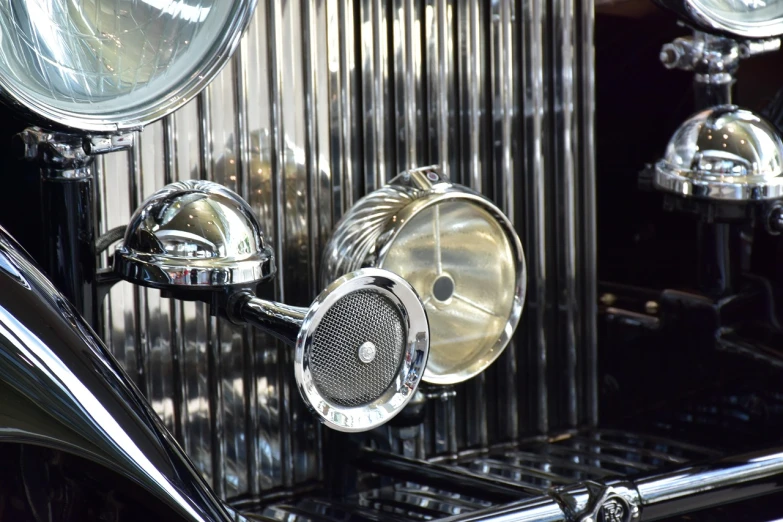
113 180 430 432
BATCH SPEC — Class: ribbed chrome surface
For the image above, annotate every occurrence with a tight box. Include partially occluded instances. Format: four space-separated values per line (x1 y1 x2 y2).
96 0 596 500
257 430 717 521
310 291 404 407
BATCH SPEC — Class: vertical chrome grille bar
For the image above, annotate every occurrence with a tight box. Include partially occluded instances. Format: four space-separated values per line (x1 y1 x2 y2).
428 0 455 178
240 2 289 491
490 0 520 442
207 56 248 498
266 0 294 488
311 1 335 271
197 84 225 496
128 134 147 401
579 0 599 429
522 0 551 436
459 0 489 450
361 0 390 191
232 41 261 495
551 0 580 429
392 0 422 169
327 0 357 210
303 0 329 481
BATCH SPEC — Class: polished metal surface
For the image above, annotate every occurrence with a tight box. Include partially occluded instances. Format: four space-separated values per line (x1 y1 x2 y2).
230 268 429 432
115 180 275 289
321 165 526 385
295 268 429 432
0 0 256 132
96 0 597 498
0 226 241 522
259 430 722 522
380 441 783 522
17 127 93 178
659 0 783 39
654 105 783 200
659 32 740 85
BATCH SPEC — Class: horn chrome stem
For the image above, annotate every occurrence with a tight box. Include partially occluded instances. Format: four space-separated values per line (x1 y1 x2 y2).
231 292 306 346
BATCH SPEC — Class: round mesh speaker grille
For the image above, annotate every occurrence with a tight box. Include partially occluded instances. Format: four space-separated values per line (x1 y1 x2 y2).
309 290 406 407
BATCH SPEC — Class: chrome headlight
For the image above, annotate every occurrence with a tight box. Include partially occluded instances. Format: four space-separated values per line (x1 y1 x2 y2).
0 0 255 131
322 166 527 386
660 0 783 39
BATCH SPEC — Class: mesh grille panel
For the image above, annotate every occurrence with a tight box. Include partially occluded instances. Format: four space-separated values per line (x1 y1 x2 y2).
310 290 406 407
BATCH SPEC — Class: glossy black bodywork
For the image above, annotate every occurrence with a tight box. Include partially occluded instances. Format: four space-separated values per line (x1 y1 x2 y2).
0 226 235 522
41 174 98 327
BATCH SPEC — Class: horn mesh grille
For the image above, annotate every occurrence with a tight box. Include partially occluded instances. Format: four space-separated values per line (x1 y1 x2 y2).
309 290 406 407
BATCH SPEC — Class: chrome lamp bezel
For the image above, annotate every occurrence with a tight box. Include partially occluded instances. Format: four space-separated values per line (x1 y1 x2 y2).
295 269 430 433
0 1 257 133
660 0 783 39
114 180 275 290
321 166 527 386
653 105 783 201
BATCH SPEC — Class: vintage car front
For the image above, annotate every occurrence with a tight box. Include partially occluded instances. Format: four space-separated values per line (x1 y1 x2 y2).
0 0 781 521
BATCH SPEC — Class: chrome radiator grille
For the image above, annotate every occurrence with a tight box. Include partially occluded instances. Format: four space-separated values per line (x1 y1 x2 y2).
95 0 596 501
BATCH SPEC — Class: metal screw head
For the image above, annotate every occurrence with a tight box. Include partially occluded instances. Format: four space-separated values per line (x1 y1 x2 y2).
357 341 377 364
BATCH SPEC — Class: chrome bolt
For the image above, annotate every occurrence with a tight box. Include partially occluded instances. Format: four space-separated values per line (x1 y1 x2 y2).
660 43 682 69
357 341 377 364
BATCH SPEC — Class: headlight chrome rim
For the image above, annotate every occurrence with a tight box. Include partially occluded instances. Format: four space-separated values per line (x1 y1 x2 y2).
0 0 257 133
320 166 527 386
662 0 783 39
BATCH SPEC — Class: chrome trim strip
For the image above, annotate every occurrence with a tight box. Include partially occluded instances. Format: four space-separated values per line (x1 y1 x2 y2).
490 0 520 442
552 0 579 429
579 0 598 428
360 0 387 190
523 0 550 436
428 447 783 522
266 0 295 489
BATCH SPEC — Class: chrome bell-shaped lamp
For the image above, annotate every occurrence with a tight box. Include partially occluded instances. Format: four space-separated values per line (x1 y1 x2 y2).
114 180 430 433
322 166 526 385
654 105 783 201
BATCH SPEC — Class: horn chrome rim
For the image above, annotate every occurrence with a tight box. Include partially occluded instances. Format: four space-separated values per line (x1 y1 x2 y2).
295 268 430 433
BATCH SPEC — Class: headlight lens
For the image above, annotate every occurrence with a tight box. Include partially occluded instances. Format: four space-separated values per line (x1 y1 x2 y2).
692 0 783 25
0 0 254 131
666 0 783 38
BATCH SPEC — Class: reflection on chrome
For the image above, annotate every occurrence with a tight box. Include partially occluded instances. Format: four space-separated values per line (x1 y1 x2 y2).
115 180 275 289
0 0 255 131
321 165 526 385
663 0 783 38
0 227 239 522
654 106 783 200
